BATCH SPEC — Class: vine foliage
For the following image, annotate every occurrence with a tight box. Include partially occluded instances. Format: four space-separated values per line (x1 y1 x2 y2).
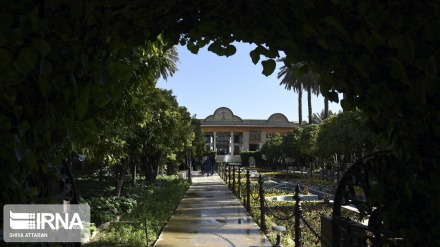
1 1 439 245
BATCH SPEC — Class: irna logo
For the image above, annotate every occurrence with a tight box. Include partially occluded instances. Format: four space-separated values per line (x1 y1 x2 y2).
10 211 83 230
4 204 90 243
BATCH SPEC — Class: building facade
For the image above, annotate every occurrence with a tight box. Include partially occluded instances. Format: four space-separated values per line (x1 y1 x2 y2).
200 107 297 155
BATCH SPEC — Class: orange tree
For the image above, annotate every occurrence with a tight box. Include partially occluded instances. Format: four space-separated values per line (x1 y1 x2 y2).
1 1 439 245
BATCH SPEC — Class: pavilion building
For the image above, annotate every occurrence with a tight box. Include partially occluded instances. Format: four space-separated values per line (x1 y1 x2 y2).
199 107 297 162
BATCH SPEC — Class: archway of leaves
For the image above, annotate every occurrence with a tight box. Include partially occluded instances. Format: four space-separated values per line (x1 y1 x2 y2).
1 1 439 246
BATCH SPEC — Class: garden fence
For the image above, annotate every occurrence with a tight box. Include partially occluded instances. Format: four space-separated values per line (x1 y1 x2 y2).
217 164 330 247
216 153 405 247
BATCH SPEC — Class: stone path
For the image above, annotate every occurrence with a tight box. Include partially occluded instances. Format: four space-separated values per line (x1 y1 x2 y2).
153 172 271 247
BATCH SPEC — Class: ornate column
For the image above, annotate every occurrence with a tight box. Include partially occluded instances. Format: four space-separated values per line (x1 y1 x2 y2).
243 132 249 151
213 132 217 152
261 131 267 150
230 132 234 154
207 133 212 150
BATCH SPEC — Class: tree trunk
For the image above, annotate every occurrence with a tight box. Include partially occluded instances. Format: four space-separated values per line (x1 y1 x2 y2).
116 159 128 196
99 160 104 183
130 156 137 186
298 87 302 125
324 97 329 119
153 152 163 180
142 155 149 183
143 154 157 183
307 85 312 124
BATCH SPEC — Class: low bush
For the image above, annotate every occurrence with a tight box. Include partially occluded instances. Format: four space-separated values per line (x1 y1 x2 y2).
83 196 138 225
85 175 190 246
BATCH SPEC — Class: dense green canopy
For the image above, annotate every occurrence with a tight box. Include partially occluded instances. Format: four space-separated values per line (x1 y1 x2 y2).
1 1 439 245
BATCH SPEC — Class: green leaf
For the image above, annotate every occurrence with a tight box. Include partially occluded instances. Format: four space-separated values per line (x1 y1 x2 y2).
18 121 30 135
340 98 355 111
14 105 23 118
40 59 53 76
197 38 209 47
370 29 385 44
207 41 222 54
0 48 12 69
0 13 13 32
317 38 328 50
0 33 6 47
389 34 415 62
13 47 38 74
426 57 437 78
423 20 440 41
80 53 90 72
325 16 350 41
24 151 38 170
389 57 409 84
261 59 276 76
14 142 29 162
198 21 217 33
32 38 51 56
353 59 368 77
9 174 20 186
249 49 260 65
29 5 41 32
84 1 96 22
327 91 339 103
75 100 88 120
223 45 236 57
94 94 111 108
75 84 91 119
303 24 318 36
38 77 49 96
187 41 200 54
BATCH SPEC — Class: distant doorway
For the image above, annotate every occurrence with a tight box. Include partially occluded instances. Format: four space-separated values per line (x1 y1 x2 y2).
216 133 231 154
233 145 240 155
249 157 256 167
217 144 229 155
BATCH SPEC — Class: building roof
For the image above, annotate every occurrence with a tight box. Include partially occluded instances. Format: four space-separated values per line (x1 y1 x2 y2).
199 107 297 127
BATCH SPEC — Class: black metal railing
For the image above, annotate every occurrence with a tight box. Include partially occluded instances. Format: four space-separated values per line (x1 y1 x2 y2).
219 157 402 247
220 163 327 246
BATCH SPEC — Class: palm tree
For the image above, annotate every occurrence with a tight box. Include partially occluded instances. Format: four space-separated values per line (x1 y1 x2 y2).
278 60 321 125
301 71 320 124
277 61 304 125
156 45 179 81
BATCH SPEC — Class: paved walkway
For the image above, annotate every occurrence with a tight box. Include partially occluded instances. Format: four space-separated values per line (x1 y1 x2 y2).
154 172 271 247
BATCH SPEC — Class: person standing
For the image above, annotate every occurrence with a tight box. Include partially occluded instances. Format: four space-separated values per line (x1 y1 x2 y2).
204 157 212 177
210 155 215 175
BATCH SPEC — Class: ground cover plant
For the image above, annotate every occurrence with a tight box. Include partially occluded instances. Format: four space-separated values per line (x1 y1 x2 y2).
237 173 337 195
75 168 147 226
79 175 190 246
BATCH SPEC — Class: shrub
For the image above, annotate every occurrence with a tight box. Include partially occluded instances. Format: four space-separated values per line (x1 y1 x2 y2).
85 175 190 246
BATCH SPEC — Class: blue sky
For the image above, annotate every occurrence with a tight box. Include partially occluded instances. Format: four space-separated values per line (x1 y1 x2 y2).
156 42 342 122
